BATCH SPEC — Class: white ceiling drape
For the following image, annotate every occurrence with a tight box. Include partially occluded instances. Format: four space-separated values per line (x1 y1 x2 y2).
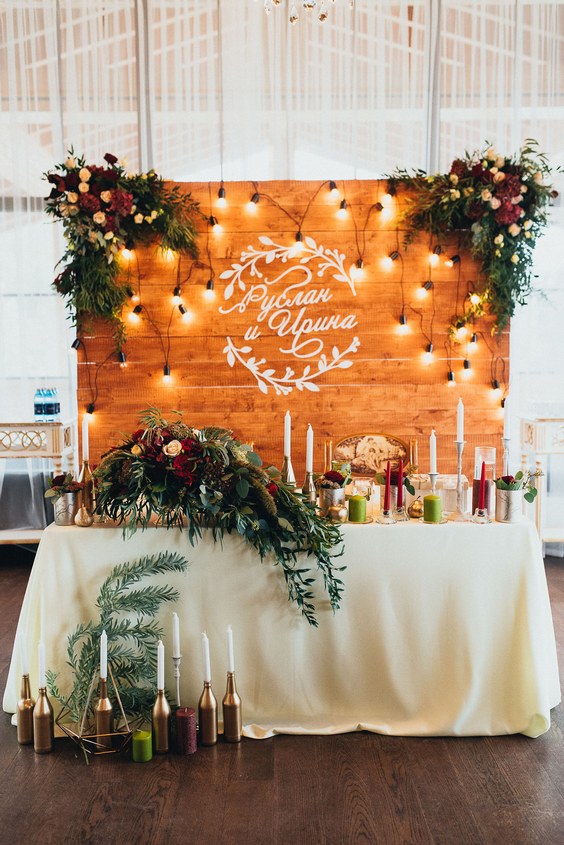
0 0 563 420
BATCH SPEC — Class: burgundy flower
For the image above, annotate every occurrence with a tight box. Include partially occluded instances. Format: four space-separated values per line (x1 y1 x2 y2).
323 470 345 485
64 172 79 190
78 193 100 213
104 153 118 165
494 201 521 225
466 200 486 221
172 454 195 481
266 482 278 497
131 429 145 442
109 189 134 217
181 437 203 457
471 163 492 184
51 474 66 487
501 475 515 484
450 159 468 178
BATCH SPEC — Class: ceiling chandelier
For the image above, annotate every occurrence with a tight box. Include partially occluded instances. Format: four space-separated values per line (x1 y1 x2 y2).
263 0 354 24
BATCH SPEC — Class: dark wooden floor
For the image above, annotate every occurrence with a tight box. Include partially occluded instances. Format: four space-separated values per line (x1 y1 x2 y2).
0 546 563 845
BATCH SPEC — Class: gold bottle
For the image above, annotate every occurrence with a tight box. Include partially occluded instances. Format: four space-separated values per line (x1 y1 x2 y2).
198 681 218 746
222 672 242 743
78 459 94 513
33 688 54 754
17 674 35 745
152 689 171 754
94 677 114 751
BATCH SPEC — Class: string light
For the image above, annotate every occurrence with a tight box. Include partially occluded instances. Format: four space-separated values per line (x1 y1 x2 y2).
328 180 339 198
86 402 95 415
121 248 134 262
163 248 175 262
447 370 456 386
382 251 399 270
491 378 501 395
469 292 481 306
208 215 222 234
172 286 182 304
416 280 433 300
469 332 478 348
129 303 143 323
71 337 81 350
336 199 348 220
204 279 216 300
444 254 460 268
422 342 434 365
163 364 171 383
397 313 409 334
117 350 127 368
217 183 227 208
461 358 472 379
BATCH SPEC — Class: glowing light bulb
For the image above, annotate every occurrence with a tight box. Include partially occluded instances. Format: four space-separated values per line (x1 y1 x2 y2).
455 325 468 341
470 293 481 306
397 314 409 335
447 370 456 386
163 364 171 383
336 199 348 220
328 180 340 198
429 253 440 268
422 343 434 366
163 248 175 262
217 185 227 208
121 248 134 261
172 286 182 305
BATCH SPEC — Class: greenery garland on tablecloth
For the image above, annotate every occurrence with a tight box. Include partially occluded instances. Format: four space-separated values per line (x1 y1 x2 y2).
94 408 345 626
387 140 559 330
43 151 200 344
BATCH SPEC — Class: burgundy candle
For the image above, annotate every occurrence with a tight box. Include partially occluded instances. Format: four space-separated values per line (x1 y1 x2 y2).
396 459 403 508
478 460 486 510
384 460 391 511
175 707 197 755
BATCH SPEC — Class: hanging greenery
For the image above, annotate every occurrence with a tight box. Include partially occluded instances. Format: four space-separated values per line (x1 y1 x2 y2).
46 551 189 724
387 140 559 330
43 151 201 345
94 407 345 626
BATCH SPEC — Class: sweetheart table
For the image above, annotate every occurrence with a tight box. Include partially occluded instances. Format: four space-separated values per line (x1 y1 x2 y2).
3 520 560 738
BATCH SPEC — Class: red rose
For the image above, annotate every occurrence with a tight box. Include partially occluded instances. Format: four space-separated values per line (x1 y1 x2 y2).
104 153 118 165
450 159 468 178
51 474 66 487
78 193 100 213
266 482 278 496
501 475 515 484
494 201 521 225
131 429 145 442
181 437 202 457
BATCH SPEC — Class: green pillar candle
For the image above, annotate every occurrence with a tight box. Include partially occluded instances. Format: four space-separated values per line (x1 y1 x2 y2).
132 729 153 762
423 494 442 523
348 495 367 523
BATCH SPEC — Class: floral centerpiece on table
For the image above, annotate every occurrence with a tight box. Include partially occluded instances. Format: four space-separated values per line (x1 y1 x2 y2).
315 469 351 489
93 408 344 626
494 469 543 503
44 472 84 501
388 140 559 329
43 151 200 343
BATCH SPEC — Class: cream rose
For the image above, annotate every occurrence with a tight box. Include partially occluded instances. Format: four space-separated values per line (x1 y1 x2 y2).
489 197 501 209
78 167 91 182
508 223 521 237
78 182 89 193
131 444 143 457
93 211 106 225
493 171 505 183
523 219 533 230
481 189 492 202
100 190 112 203
66 191 78 203
104 231 114 240
511 254 520 264
134 213 144 224
65 157 77 169
163 439 183 457
494 234 504 245
449 174 459 185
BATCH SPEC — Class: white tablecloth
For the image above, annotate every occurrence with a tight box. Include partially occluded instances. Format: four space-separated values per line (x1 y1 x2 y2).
3 520 560 738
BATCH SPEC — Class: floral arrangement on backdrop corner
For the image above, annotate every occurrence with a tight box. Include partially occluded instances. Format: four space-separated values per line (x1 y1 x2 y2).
388 139 559 330
94 408 344 626
44 472 84 501
43 151 201 344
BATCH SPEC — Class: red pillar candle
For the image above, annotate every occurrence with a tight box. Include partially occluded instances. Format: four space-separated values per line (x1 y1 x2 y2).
396 459 403 508
384 460 391 511
478 460 486 510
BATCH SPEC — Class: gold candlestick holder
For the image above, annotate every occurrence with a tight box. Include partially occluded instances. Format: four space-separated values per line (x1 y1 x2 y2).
198 681 218 746
302 470 317 504
94 677 114 751
152 688 171 754
17 674 35 745
33 687 54 754
78 459 95 514
222 672 242 743
281 455 296 486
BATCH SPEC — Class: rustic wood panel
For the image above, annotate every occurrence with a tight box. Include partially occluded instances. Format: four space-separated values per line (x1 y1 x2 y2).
78 180 509 479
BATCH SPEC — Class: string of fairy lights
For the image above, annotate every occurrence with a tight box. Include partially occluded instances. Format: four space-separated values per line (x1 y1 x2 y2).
72 178 508 417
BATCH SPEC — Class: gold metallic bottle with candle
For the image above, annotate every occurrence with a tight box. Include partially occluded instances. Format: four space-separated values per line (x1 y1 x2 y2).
222 672 242 743
33 687 54 754
198 681 218 746
94 677 114 750
152 689 171 754
17 674 35 745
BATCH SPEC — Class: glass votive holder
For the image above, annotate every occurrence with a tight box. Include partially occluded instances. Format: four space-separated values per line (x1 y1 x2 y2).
472 446 496 515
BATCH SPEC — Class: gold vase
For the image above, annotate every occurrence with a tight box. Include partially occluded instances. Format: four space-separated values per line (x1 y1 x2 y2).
17 674 35 745
33 687 54 754
152 689 171 754
94 678 114 750
198 681 218 746
222 672 242 743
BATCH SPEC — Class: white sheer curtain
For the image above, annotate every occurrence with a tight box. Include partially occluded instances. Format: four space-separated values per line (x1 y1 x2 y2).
0 0 563 419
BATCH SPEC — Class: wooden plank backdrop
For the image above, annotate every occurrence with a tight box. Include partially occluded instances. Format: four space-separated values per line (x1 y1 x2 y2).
78 180 509 480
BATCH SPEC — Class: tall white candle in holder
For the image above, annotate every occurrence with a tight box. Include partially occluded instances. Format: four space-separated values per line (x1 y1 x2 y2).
18 632 29 676
202 631 211 682
429 429 437 474
100 629 108 680
38 641 46 688
82 413 90 462
172 612 181 659
503 397 510 440
284 410 291 457
305 424 313 473
456 398 464 442
227 624 235 673
157 639 165 690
